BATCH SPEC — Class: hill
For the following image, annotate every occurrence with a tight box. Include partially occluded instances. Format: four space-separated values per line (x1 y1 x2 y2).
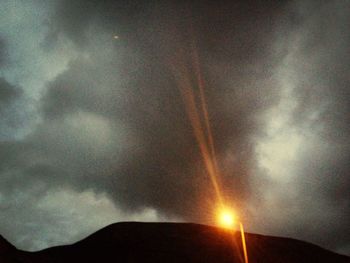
1 222 349 262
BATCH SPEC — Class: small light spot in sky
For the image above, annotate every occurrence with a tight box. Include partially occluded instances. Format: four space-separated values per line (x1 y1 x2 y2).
113 35 119 39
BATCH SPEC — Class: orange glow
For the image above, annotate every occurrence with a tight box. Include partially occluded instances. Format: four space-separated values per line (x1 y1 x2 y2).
170 57 223 205
169 25 249 263
167 24 249 262
217 208 237 229
239 222 249 263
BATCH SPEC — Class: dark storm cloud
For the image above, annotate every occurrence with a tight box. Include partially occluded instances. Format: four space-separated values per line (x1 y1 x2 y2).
0 37 6 66
46 0 153 48
35 0 350 240
39 0 289 220
289 1 350 138
0 78 25 138
1 0 349 255
0 78 20 105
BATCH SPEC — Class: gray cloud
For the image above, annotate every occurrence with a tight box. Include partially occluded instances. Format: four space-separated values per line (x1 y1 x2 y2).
0 37 6 66
0 78 20 105
0 0 349 255
39 0 287 218
0 78 25 139
248 0 350 253
278 0 350 251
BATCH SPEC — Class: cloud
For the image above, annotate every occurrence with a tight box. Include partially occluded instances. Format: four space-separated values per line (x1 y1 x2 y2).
0 78 25 139
288 1 350 251
0 78 20 105
0 0 349 255
249 0 350 253
0 187 160 251
39 0 286 218
0 37 7 66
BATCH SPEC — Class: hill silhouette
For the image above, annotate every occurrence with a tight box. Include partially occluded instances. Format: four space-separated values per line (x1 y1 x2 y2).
1 222 349 262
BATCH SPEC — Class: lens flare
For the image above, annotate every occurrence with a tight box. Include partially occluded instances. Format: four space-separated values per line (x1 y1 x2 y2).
168 20 249 263
217 208 237 229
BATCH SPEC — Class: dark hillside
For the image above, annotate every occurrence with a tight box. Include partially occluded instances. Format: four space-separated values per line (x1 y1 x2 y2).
1 222 349 262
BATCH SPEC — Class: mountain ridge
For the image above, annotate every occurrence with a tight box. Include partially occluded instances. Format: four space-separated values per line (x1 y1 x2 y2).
1 222 349 262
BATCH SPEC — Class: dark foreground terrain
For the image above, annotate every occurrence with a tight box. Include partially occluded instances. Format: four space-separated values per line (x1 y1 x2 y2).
0 222 349 262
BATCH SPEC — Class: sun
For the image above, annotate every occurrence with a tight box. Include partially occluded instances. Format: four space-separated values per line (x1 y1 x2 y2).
217 208 237 229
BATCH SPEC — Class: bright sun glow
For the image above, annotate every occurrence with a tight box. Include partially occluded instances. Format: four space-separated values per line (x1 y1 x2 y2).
217 208 237 229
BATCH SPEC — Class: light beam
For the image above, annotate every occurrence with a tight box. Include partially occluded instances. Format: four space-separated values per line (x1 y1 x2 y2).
167 19 249 263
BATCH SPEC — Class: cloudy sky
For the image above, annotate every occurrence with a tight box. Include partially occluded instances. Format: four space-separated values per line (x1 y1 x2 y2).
0 0 349 255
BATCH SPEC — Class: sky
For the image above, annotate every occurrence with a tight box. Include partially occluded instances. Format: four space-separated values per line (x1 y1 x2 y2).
0 0 349 255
